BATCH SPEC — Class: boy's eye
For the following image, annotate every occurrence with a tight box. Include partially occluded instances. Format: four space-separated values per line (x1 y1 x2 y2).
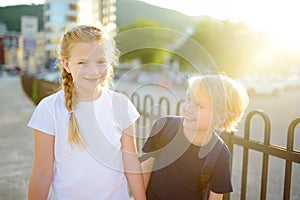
97 60 107 65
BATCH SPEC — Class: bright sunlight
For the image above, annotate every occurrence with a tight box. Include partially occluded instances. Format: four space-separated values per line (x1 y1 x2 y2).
141 0 300 49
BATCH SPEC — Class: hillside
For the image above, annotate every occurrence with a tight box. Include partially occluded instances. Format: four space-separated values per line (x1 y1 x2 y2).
0 0 199 32
0 4 43 32
116 0 199 31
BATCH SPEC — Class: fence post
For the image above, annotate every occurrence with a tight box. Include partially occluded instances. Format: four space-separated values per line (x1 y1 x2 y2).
158 97 170 116
176 99 184 116
242 110 270 200
142 94 154 137
260 111 271 200
284 118 300 199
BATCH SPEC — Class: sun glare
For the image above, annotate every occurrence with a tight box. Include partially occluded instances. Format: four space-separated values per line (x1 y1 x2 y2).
141 0 300 50
77 0 100 25
238 0 300 50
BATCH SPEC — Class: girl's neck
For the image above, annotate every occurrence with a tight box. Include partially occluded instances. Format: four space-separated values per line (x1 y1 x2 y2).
77 87 103 102
183 127 213 147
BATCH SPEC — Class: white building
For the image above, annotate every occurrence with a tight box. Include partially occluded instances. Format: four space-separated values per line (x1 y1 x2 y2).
44 0 77 69
44 0 116 69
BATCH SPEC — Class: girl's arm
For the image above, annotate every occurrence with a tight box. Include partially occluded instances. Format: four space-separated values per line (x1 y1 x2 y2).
28 129 54 200
208 191 223 200
141 157 155 190
121 124 146 200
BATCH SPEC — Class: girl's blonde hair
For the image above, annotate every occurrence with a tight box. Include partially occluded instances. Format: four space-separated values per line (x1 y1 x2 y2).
57 24 118 146
188 73 249 132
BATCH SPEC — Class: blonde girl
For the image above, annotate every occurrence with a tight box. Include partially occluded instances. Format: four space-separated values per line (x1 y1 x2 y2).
28 25 146 200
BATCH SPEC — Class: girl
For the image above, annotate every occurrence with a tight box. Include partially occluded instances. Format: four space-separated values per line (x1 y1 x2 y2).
141 74 249 200
27 25 146 200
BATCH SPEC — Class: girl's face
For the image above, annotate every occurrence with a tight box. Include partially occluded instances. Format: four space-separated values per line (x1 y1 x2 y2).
62 41 111 97
182 87 214 133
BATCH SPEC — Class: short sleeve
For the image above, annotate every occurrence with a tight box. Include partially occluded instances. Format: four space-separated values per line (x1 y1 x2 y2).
210 146 233 193
142 116 167 153
27 97 55 135
142 116 182 153
111 92 140 130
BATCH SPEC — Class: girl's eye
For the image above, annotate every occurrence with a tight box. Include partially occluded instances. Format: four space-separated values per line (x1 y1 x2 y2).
78 61 87 65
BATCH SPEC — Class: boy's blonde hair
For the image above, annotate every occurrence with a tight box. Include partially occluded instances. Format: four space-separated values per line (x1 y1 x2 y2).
188 74 249 132
57 24 118 146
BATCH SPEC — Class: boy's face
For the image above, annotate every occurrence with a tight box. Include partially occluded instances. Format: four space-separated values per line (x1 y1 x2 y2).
62 41 111 94
182 88 214 133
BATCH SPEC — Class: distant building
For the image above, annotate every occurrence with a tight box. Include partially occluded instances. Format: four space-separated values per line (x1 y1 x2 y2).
0 30 21 71
0 23 7 65
99 0 117 35
44 0 116 69
35 32 47 71
44 0 77 69
77 0 116 35
0 23 7 35
21 15 39 73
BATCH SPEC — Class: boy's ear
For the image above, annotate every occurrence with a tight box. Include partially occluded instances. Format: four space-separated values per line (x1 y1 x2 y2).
62 58 71 73
216 114 227 126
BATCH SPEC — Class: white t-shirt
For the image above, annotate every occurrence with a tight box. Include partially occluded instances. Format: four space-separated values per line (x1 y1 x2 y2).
28 88 140 200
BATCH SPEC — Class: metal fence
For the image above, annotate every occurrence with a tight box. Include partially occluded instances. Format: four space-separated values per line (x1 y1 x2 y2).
221 110 300 200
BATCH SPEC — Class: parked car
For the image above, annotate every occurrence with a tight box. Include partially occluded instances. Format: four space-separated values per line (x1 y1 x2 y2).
284 75 300 90
236 74 283 96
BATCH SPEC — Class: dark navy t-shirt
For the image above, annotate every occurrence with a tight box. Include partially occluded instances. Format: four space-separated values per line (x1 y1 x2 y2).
143 116 233 200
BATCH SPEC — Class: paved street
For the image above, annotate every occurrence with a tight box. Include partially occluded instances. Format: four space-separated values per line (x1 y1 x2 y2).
0 76 35 200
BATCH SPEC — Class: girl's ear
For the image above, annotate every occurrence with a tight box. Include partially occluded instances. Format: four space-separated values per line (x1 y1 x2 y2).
62 58 71 73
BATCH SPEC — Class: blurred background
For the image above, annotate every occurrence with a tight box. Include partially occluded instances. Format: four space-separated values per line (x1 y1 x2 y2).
0 0 299 86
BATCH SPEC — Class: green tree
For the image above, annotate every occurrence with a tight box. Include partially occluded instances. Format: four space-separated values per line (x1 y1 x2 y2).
116 18 175 69
191 17 266 76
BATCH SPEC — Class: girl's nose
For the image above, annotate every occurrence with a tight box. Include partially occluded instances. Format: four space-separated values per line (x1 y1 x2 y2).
89 64 106 75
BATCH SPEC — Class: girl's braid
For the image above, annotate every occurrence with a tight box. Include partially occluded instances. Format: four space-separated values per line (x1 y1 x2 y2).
62 69 82 146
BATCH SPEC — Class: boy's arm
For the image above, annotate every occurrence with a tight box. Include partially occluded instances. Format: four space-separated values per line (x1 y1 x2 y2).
121 124 146 200
208 191 223 200
28 129 54 200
